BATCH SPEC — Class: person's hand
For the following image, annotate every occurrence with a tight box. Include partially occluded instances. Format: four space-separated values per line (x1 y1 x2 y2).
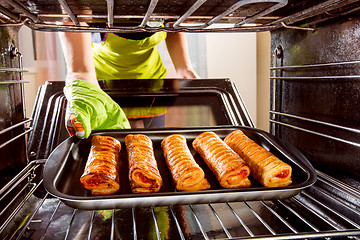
176 67 200 79
64 79 130 139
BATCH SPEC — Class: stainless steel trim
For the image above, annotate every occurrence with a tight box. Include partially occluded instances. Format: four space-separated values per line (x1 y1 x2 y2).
226 202 254 237
40 200 62 240
106 0 114 27
0 68 28 72
292 195 343 231
0 5 20 22
243 201 277 235
0 117 32 154
270 111 360 134
0 80 29 84
132 208 137 240
260 200 298 233
235 0 287 27
270 60 360 70
58 0 79 26
139 0 160 28
280 22 314 31
270 75 360 80
269 119 360 147
64 209 77 239
267 0 360 27
276 199 320 232
311 184 360 216
110 209 115 240
228 83 255 127
172 0 208 29
0 159 44 196
32 13 279 23
0 178 43 234
189 205 209 240
270 48 279 135
0 118 32 136
15 192 49 240
235 230 360 239
209 204 233 239
88 210 96 239
0 0 287 32
4 0 38 22
184 0 285 30
317 170 360 200
0 168 34 204
151 206 161 240
301 191 360 229
169 205 186 240
0 127 33 149
23 20 280 32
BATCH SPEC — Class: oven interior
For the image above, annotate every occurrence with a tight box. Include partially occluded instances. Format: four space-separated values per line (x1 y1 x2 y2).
1 0 360 239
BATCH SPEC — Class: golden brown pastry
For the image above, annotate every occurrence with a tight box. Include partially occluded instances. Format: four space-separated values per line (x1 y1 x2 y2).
224 130 292 187
80 135 121 195
161 134 210 191
125 134 163 193
192 132 251 188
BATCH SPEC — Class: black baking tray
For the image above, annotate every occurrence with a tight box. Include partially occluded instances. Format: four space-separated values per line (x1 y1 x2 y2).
43 126 317 210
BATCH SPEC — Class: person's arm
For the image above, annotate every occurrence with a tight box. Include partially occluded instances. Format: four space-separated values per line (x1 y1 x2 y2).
165 32 200 79
58 30 99 87
58 28 130 138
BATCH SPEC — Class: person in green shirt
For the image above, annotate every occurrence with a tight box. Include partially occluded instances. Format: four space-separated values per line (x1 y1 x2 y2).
59 26 199 139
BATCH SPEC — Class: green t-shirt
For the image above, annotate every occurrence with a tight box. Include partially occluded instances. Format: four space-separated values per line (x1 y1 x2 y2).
92 32 167 118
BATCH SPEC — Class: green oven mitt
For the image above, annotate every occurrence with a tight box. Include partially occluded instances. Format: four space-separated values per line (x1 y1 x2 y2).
64 79 130 139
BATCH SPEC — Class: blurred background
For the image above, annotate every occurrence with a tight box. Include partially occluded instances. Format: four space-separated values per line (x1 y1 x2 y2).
19 27 271 132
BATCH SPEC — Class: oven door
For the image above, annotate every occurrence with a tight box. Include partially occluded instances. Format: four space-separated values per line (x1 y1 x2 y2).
27 78 253 161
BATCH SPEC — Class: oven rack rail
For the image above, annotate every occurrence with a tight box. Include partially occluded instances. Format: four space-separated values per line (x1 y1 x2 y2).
0 160 359 240
0 0 359 32
0 118 32 149
0 59 32 153
269 59 360 143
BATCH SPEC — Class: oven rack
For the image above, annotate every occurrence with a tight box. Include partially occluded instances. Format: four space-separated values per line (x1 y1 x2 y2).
0 160 359 240
0 0 360 32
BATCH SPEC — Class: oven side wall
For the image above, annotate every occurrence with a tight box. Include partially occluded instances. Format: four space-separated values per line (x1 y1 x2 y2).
0 26 27 187
270 18 360 181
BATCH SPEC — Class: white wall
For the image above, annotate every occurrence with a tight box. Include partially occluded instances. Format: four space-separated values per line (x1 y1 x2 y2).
19 27 67 117
18 26 37 118
160 32 259 127
204 32 257 126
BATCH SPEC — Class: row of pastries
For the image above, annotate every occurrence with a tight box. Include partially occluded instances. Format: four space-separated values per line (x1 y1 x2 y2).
80 130 292 196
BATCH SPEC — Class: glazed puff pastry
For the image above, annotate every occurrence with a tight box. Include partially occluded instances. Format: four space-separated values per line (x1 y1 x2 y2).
161 134 210 191
224 130 292 187
125 134 163 193
80 135 121 195
192 132 251 189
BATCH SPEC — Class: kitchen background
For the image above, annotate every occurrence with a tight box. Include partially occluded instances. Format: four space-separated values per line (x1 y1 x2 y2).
18 27 271 132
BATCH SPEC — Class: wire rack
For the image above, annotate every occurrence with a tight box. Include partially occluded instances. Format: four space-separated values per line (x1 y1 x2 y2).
0 161 359 240
0 0 360 32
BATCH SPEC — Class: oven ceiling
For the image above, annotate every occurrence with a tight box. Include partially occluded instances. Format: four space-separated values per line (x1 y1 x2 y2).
0 0 360 32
